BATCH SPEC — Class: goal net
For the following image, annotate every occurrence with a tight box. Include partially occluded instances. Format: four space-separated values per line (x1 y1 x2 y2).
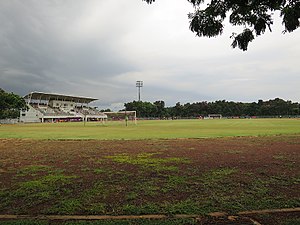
103 111 137 125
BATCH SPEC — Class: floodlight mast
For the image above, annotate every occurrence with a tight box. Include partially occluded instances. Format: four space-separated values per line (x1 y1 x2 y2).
136 81 143 102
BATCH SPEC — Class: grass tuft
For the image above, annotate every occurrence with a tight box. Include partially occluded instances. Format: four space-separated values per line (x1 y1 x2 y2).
106 153 189 172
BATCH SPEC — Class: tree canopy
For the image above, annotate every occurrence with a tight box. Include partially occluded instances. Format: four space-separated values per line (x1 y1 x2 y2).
0 88 27 119
124 98 299 118
143 0 300 50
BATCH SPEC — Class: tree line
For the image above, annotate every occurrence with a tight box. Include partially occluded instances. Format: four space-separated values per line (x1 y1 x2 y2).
124 98 300 118
1 88 299 120
0 88 27 119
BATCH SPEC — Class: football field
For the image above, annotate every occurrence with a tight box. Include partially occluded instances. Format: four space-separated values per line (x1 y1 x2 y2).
0 118 300 225
1 118 300 140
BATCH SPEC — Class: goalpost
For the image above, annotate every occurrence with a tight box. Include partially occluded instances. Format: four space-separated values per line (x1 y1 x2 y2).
103 111 137 125
208 114 223 119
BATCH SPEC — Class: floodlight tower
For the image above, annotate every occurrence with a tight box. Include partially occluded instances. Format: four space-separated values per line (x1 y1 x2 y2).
136 80 143 101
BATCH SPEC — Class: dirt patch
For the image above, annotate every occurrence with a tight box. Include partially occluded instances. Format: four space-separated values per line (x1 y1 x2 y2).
0 135 299 224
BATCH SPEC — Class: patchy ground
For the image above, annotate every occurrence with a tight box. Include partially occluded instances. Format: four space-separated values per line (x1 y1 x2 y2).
0 135 299 224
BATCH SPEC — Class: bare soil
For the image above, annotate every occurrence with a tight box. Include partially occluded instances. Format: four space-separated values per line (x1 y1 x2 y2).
0 135 299 224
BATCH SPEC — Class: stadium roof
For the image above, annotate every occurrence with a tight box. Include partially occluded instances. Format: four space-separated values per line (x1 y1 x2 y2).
24 91 98 104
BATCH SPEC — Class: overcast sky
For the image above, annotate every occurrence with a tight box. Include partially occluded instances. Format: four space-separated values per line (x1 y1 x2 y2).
0 0 299 110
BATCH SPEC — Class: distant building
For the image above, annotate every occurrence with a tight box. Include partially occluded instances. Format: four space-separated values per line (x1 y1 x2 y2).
20 91 107 123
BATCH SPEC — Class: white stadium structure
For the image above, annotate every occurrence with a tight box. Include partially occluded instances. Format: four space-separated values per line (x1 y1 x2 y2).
20 92 108 123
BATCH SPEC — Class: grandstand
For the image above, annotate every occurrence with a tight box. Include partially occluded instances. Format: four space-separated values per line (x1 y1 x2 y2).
20 91 107 123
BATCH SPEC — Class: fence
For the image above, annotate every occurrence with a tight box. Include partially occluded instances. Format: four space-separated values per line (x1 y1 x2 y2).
0 118 19 124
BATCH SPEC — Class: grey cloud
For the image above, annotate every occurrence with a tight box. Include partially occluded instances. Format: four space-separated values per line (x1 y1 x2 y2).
0 0 137 100
0 0 299 109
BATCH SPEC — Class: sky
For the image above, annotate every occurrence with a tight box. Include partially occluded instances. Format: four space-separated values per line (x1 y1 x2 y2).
0 0 299 110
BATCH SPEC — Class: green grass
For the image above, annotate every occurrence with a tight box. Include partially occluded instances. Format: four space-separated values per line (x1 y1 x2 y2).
281 218 300 225
16 165 52 177
1 169 78 214
106 153 190 172
0 221 48 225
1 119 299 223
47 198 83 214
1 118 300 140
0 219 197 225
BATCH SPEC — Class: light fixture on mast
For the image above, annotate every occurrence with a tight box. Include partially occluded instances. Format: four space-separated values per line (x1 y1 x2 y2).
136 81 143 101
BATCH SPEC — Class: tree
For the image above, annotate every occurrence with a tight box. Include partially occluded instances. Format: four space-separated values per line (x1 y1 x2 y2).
166 98 299 118
124 98 298 118
124 101 157 117
153 100 166 118
143 0 299 51
0 88 27 119
100 108 112 112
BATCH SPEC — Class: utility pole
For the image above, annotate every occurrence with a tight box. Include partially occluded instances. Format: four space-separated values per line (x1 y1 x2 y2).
136 81 143 101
